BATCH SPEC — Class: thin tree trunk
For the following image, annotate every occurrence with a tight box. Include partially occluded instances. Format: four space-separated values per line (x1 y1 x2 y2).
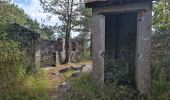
63 0 74 64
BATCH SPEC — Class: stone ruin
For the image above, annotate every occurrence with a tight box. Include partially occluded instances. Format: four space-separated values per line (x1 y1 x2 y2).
40 39 58 67
40 38 80 66
9 23 80 69
69 39 80 63
9 23 41 71
85 0 152 95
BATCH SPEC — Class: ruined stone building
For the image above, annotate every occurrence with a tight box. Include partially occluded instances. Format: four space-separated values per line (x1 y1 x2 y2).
9 23 41 71
40 39 58 67
56 38 80 64
9 23 80 69
85 0 152 95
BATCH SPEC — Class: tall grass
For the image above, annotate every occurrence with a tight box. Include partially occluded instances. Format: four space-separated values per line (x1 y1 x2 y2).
63 74 140 100
151 33 170 100
63 73 170 100
0 40 51 100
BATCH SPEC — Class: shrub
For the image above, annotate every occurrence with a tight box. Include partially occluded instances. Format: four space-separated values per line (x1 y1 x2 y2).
63 74 140 100
0 40 51 100
63 73 170 100
151 69 170 100
0 40 26 95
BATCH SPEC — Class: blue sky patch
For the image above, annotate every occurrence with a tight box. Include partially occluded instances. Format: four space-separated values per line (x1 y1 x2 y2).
13 0 32 6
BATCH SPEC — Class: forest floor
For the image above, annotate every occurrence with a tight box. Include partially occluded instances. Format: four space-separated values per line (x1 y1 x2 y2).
43 61 92 100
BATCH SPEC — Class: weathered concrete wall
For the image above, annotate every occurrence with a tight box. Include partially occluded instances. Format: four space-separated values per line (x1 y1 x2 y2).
92 14 105 86
89 1 152 95
93 2 150 15
85 0 150 4
85 0 106 3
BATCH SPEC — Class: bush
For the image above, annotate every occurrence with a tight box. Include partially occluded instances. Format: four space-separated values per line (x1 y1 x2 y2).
151 69 170 100
0 40 51 100
63 73 170 100
0 40 26 95
0 70 51 100
63 74 140 100
79 49 91 62
151 32 170 100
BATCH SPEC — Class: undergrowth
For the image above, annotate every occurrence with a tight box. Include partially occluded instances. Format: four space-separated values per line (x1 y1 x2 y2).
151 68 170 100
0 70 51 100
63 74 140 100
62 73 170 100
0 40 51 100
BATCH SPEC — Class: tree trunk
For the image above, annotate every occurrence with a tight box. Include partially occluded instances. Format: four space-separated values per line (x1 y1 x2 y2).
64 32 70 63
63 0 74 64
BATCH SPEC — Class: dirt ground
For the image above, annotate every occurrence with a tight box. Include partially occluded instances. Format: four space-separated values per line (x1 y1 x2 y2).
43 61 92 100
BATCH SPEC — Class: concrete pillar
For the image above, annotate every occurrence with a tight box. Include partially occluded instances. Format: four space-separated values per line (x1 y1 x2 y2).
136 10 152 95
92 14 105 86
56 52 60 66
35 49 41 70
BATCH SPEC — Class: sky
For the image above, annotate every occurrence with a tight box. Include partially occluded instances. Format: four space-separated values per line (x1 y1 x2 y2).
12 0 59 26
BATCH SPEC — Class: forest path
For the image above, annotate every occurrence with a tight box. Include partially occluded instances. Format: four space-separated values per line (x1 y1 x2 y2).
44 61 92 100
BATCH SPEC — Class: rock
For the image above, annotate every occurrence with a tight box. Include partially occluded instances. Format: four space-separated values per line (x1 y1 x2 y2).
74 65 86 71
59 68 69 73
68 66 77 70
58 82 71 93
80 64 86 68
50 72 57 75
82 64 92 73
59 64 89 74
71 71 81 78
50 72 60 76
59 66 78 74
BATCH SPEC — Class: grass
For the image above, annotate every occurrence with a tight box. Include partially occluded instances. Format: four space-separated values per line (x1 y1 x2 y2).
0 70 51 100
151 69 170 100
61 73 170 100
62 74 141 100
151 81 170 100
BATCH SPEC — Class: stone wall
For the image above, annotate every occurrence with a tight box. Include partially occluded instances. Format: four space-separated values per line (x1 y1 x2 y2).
9 23 81 68
40 39 58 67
9 23 41 71
69 39 80 63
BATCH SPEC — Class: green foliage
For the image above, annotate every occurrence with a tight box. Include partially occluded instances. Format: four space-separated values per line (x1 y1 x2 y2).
0 1 54 39
153 0 170 32
151 1 170 100
40 24 55 39
0 40 51 100
0 40 26 91
0 2 54 99
152 0 170 80
19 71 51 100
0 2 28 27
79 49 91 61
0 71 51 100
63 74 140 100
151 32 170 100
74 2 92 61
62 73 170 100
151 70 170 100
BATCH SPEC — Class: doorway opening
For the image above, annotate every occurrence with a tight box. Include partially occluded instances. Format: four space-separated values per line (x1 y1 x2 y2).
104 12 137 85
